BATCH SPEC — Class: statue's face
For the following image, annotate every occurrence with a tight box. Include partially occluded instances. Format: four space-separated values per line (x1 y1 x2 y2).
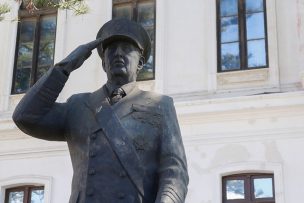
102 40 143 85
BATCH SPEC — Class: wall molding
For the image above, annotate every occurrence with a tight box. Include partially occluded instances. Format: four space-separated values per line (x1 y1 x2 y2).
0 143 69 161
183 127 304 146
175 91 304 115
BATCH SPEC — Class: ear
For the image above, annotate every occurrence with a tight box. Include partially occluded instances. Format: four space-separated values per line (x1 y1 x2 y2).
101 57 106 72
137 56 145 72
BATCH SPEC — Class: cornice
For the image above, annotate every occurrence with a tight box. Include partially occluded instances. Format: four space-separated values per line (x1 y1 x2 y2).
183 126 304 146
175 91 304 116
0 143 69 160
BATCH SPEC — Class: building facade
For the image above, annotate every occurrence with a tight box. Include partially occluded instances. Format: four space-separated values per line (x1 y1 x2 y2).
0 0 304 202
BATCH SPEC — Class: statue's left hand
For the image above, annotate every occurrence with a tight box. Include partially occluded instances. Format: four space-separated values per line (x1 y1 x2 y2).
56 38 103 75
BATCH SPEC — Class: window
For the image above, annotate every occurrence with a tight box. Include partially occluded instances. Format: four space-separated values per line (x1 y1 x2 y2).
112 0 156 81
217 0 268 72
5 185 44 203
222 173 275 203
11 3 57 94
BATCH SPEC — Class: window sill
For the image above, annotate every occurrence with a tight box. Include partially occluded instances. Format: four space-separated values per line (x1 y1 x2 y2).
9 94 24 111
217 68 269 90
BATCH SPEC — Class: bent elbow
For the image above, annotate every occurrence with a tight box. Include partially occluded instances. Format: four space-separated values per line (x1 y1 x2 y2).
12 108 27 128
12 109 36 136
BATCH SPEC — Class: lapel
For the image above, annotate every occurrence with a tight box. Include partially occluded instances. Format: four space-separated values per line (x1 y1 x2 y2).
85 84 141 123
84 85 146 199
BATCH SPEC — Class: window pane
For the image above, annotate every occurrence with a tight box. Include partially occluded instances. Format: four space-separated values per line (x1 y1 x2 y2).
144 27 155 44
138 2 154 27
137 53 153 80
220 0 238 17
246 12 265 40
139 27 154 80
221 16 239 43
254 178 274 198
14 68 32 93
14 18 36 93
113 4 132 20
246 0 264 13
221 42 240 71
247 39 266 68
226 179 245 199
31 189 44 203
8 191 24 203
136 1 155 81
37 15 57 80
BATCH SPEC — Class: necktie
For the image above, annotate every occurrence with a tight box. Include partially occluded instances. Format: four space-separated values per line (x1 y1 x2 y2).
110 88 126 104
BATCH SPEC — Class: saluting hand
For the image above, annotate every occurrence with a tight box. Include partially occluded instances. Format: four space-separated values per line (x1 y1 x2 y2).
56 38 103 75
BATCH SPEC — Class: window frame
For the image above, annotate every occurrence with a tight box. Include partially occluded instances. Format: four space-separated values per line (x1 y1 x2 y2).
112 0 156 81
4 185 44 203
11 7 57 94
216 0 269 72
222 173 275 203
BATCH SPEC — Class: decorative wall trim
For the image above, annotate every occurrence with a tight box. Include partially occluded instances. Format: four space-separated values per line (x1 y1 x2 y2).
175 91 304 116
0 175 52 203
217 68 269 88
0 143 69 161
155 0 166 94
183 127 304 146
0 1 19 112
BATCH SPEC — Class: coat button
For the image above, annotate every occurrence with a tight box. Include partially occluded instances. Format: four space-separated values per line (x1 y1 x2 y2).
91 133 97 140
89 151 96 157
86 189 94 196
88 168 96 175
119 171 127 178
117 141 125 146
117 192 126 199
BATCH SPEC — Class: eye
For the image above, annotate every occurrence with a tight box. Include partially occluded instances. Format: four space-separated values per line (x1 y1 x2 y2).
106 45 116 54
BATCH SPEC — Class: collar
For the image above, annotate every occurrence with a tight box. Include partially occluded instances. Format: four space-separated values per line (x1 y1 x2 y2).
106 81 137 96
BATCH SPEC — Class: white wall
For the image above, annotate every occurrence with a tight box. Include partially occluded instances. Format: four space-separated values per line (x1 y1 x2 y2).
276 0 304 87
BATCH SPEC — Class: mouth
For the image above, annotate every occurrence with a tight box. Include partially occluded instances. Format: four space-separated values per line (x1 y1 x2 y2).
112 58 125 67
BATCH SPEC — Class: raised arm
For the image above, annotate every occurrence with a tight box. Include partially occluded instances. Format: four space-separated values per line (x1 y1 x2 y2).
12 38 102 141
156 97 189 203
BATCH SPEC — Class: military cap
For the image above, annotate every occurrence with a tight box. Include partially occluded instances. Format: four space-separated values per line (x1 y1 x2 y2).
96 19 151 63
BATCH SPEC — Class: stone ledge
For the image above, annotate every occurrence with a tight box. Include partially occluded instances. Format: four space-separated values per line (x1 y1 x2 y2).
217 68 269 89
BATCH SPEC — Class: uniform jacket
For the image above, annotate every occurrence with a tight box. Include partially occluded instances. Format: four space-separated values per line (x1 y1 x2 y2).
13 67 189 203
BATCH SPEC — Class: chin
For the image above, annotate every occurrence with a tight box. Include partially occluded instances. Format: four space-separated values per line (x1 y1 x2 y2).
111 66 127 75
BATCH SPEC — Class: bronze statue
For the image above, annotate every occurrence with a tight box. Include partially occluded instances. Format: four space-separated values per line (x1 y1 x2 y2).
13 19 189 203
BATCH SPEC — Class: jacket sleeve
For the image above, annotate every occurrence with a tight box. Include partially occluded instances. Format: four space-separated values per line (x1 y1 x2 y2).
155 97 189 203
12 66 70 141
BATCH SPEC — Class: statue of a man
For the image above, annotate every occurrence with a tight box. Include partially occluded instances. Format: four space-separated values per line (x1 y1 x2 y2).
13 19 189 203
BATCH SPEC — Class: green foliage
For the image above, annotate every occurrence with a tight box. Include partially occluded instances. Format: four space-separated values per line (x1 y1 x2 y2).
0 3 10 20
33 0 50 8
0 0 89 21
54 0 89 15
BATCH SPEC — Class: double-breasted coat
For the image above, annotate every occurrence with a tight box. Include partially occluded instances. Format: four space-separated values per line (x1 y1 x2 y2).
13 67 189 203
